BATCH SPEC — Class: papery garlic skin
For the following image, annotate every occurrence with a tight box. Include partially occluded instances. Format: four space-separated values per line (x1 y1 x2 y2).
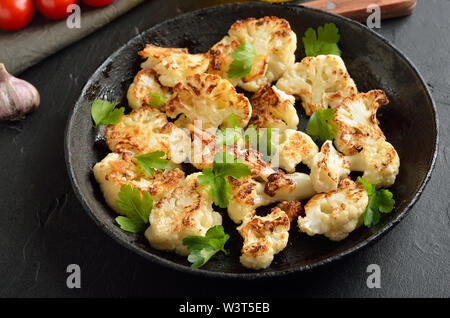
0 63 40 121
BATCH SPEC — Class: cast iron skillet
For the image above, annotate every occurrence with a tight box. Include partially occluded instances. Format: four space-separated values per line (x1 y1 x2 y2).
65 2 438 278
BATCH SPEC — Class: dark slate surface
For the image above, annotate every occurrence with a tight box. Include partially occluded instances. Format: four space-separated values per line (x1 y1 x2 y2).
0 0 448 297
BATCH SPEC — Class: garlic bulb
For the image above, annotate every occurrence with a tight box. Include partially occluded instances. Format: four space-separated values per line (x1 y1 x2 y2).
0 63 40 121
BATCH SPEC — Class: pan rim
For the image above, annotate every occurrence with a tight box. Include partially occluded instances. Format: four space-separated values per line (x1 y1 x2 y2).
64 2 439 279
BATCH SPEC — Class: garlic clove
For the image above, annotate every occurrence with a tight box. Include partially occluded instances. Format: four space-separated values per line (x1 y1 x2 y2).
0 63 40 121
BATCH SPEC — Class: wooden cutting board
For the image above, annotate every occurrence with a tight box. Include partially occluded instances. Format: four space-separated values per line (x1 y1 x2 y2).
301 0 417 22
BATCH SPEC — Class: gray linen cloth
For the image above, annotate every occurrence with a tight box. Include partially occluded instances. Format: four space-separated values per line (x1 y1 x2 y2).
0 0 146 75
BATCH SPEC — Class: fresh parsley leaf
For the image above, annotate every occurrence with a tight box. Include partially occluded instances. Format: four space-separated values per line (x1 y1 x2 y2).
198 152 251 208
91 99 124 127
135 151 171 177
148 93 167 108
358 177 395 227
228 41 257 79
115 185 153 233
182 225 229 268
306 108 335 142
302 23 342 57
199 169 232 209
213 152 252 179
115 216 147 234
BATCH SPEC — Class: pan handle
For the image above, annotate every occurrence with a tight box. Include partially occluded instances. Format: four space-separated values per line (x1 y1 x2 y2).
299 0 417 22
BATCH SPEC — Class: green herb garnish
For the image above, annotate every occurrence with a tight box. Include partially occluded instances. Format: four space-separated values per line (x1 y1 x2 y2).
183 225 229 268
302 22 342 57
135 151 171 177
228 41 257 79
115 185 153 233
198 152 251 208
358 177 395 227
148 93 167 108
306 108 335 142
91 100 124 127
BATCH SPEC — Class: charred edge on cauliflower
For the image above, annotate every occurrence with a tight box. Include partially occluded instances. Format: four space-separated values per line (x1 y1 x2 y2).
276 200 304 222
264 170 294 197
332 89 389 156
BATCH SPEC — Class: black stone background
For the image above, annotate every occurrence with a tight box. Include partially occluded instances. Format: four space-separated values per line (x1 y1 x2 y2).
0 0 448 297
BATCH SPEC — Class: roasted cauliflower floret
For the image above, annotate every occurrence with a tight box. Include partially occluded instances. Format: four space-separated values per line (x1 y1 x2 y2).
165 73 251 129
93 151 185 215
234 147 276 181
145 173 222 255
104 106 190 164
264 170 316 202
139 45 209 87
126 68 172 109
277 129 319 173
227 171 315 224
331 90 389 155
208 16 297 92
310 140 351 193
346 138 400 187
276 200 304 222
298 177 368 241
227 176 268 224
238 207 290 270
248 85 299 131
276 55 357 116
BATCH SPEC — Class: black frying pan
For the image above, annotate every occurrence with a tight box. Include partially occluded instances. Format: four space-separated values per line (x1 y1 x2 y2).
64 2 438 279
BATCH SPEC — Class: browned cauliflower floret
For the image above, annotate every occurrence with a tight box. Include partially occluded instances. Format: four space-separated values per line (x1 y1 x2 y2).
238 207 290 270
310 140 351 193
248 85 299 131
346 138 400 187
234 147 276 181
208 16 297 92
104 107 190 164
165 73 251 129
331 90 388 155
227 176 268 224
298 178 368 241
276 200 304 222
263 170 316 202
139 45 209 87
277 129 319 173
145 173 222 255
93 151 185 215
276 55 357 116
227 171 315 224
126 68 172 109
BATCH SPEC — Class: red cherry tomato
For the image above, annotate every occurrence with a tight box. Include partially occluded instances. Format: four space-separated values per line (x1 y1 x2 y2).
36 0 78 20
0 0 34 31
82 0 114 8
